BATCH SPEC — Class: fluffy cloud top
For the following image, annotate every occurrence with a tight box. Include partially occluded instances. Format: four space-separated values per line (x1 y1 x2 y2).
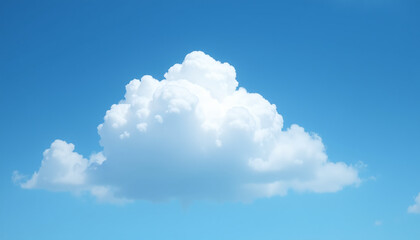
408 193 420 214
17 51 360 202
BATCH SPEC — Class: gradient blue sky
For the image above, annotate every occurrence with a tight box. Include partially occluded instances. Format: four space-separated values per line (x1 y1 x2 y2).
1 0 420 239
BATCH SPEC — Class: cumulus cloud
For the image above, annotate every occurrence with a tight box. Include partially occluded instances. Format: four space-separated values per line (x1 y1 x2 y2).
408 193 420 214
16 51 360 202
21 140 89 190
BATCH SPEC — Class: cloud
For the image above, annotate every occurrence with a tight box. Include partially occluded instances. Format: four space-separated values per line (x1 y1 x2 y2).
21 140 88 190
408 193 420 214
16 51 360 202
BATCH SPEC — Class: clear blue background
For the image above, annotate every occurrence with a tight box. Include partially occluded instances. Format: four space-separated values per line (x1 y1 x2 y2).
1 0 419 239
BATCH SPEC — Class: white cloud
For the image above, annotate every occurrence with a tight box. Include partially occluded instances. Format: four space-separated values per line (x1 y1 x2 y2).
21 140 89 190
12 171 25 184
16 51 360 202
408 193 420 214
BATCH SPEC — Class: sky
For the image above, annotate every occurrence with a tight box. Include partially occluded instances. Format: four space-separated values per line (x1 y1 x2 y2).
0 0 419 239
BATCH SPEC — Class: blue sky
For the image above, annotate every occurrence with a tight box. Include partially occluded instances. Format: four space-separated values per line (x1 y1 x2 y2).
1 0 420 239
